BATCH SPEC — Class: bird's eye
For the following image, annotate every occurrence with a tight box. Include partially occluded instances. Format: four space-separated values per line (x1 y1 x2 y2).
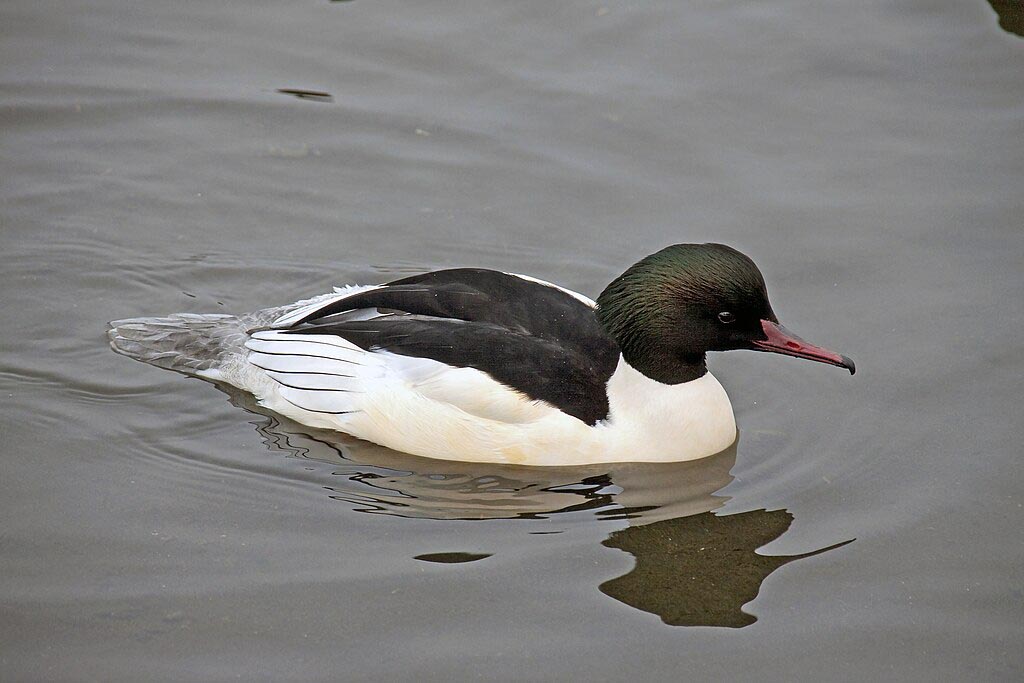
718 311 736 324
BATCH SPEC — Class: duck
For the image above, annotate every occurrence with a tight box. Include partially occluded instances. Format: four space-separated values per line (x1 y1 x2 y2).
109 243 854 466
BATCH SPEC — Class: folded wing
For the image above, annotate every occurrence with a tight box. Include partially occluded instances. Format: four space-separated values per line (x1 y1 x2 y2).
257 269 619 425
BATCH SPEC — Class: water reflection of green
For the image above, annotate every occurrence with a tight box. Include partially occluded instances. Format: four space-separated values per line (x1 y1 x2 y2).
227 386 853 628
600 510 852 627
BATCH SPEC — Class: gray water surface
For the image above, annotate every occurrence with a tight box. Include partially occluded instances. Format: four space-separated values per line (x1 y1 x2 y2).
2 0 1022 680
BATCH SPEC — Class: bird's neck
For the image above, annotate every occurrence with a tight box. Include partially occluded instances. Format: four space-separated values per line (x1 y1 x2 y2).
622 348 707 385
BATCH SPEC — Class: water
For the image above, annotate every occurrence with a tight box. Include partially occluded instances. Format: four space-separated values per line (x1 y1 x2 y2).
1 0 1022 680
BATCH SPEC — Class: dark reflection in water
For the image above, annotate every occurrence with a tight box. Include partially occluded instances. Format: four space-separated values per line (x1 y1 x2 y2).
987 0 1024 36
225 387 852 627
415 552 492 564
601 512 854 627
275 88 335 103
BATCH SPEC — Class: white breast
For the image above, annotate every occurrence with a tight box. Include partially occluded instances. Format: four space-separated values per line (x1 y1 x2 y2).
597 357 737 463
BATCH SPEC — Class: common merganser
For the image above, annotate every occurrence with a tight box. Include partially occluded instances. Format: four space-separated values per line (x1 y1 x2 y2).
109 243 854 466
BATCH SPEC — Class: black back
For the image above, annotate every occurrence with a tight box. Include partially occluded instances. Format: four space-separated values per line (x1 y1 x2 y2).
285 269 620 425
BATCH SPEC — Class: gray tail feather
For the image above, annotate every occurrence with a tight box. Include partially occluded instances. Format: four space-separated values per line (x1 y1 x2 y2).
108 313 250 376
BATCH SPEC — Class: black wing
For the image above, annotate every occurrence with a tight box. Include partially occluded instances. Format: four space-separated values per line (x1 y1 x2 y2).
283 269 620 425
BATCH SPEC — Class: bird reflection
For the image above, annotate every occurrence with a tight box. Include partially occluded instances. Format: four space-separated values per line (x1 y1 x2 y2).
221 385 852 628
600 511 852 627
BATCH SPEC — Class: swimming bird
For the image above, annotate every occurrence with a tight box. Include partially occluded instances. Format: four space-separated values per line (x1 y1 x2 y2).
109 243 854 466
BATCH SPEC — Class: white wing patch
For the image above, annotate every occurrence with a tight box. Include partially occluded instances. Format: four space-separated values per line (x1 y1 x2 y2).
248 332 365 360
247 352 357 375
261 371 358 392
245 330 377 416
276 386 359 415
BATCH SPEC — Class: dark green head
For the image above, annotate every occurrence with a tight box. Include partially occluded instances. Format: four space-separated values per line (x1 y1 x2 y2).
596 244 855 384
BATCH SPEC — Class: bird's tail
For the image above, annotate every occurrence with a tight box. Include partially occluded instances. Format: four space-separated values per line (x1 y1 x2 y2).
107 313 251 377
